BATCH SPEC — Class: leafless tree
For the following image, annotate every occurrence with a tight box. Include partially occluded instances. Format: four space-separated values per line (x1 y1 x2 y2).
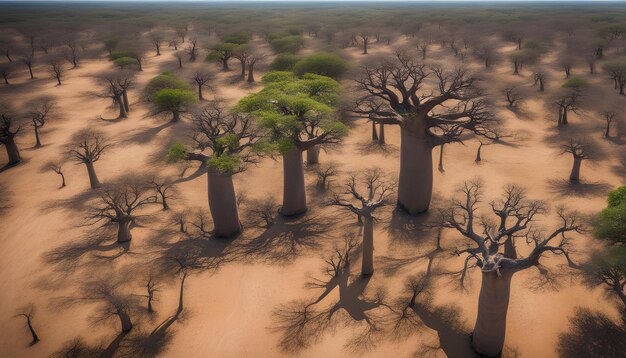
533 72 546 92
440 180 582 356
49 59 64 85
80 278 139 333
28 96 55 147
561 138 592 182
66 130 110 189
316 162 338 189
177 25 188 44
171 210 189 233
322 237 358 278
15 304 39 345
149 32 163 56
141 272 160 313
149 177 174 210
21 53 35 79
0 63 13 84
329 169 395 275
193 72 213 101
48 161 66 188
352 51 496 215
186 39 198 62
0 109 22 166
247 195 279 228
603 111 617 138
554 89 582 126
87 179 156 243
64 41 82 68
503 86 523 107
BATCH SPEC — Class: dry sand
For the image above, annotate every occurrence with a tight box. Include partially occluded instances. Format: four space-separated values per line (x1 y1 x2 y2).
0 35 624 358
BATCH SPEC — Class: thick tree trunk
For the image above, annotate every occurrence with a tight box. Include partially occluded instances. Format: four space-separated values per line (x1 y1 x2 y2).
84 161 100 189
562 109 569 125
539 79 544 92
281 149 307 216
569 157 582 182
5 137 21 165
117 96 128 118
178 57 182 68
472 271 513 357
172 110 181 123
207 168 241 237
397 130 433 215
306 146 320 165
361 216 374 275
363 39 368 54
247 64 255 83
198 84 204 100
557 107 563 126
371 121 378 141
117 218 132 243
117 310 132 332
605 122 611 138
222 59 229 71
34 124 41 147
378 123 385 144
122 90 130 113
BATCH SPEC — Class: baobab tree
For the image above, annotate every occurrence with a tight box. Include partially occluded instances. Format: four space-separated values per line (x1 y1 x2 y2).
352 51 496 215
0 109 22 166
236 72 347 216
192 72 212 101
149 32 163 56
503 86 523 107
246 51 266 83
1 63 13 84
167 101 260 237
15 304 39 345
474 43 499 68
66 130 110 189
206 43 237 71
357 30 370 54
602 111 617 138
186 38 198 62
28 96 55 147
95 72 132 119
88 179 155 243
562 138 592 182
49 60 64 85
440 180 582 356
553 79 585 126
64 40 83 68
329 169 395 275
603 58 626 95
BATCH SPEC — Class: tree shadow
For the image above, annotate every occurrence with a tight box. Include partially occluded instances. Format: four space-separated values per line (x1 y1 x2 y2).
557 307 626 358
355 140 399 156
172 164 206 184
123 120 175 145
384 208 436 249
546 178 612 198
99 331 129 358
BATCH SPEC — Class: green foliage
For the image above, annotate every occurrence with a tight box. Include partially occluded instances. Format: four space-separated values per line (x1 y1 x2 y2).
223 31 252 45
206 43 238 62
594 187 626 246
166 141 187 162
562 77 588 88
208 153 241 174
109 50 137 61
293 52 349 79
113 56 139 69
269 34 304 54
216 133 240 152
145 72 192 99
154 88 198 110
269 53 300 71
607 186 626 208
602 58 626 74
261 71 297 83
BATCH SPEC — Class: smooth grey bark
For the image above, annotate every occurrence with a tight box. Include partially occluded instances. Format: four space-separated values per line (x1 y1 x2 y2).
361 217 374 275
397 129 433 215
122 90 130 113
472 271 513 357
117 218 132 243
5 137 21 165
281 149 307 216
117 95 128 118
569 157 582 182
198 84 204 101
247 64 255 83
307 146 320 165
85 161 100 189
207 168 241 237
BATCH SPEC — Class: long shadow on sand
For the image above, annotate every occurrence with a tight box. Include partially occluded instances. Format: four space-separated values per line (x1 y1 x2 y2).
546 178 612 198
557 307 626 358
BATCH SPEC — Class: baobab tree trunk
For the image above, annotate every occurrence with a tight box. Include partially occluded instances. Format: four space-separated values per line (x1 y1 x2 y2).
207 168 241 237
371 121 378 141
117 218 132 243
178 57 182 68
239 60 245 80
172 110 181 123
378 123 385 144
281 149 307 216
397 130 433 215
472 271 513 357
247 64 255 83
5 138 21 165
513 60 519 75
363 38 368 54
361 216 374 275
569 157 582 182
562 109 568 125
117 310 133 332
538 79 544 92
605 122 611 138
122 90 130 113
222 60 229 71
198 85 204 101
438 143 444 172
557 107 563 126
307 146 320 165
34 124 41 147
84 161 100 189
117 96 128 118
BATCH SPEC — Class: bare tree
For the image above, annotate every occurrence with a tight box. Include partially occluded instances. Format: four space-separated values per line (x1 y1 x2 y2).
149 177 174 210
440 180 582 356
330 169 395 275
171 210 189 233
554 89 582 126
141 272 159 313
50 337 101 358
28 96 55 147
48 161 66 188
503 86 523 107
353 51 496 215
64 41 82 68
192 72 213 101
186 39 198 62
562 138 592 182
176 25 188 44
316 162 338 189
80 278 138 333
88 179 155 243
21 54 34 79
149 32 163 56
603 111 617 138
15 304 39 345
0 109 22 166
49 59 64 85
66 130 110 189
247 195 279 228
0 63 13 84
533 72 546 92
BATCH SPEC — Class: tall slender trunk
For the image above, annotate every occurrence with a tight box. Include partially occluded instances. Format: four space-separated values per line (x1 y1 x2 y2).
3 74 8 84
117 310 133 332
363 39 368 54
513 60 519 75
397 129 433 215
378 123 385 144
472 271 513 357
207 168 241 237
156 45 160 56
281 149 307 216
177 273 187 315
361 216 374 275
85 161 100 189
247 64 255 83
34 123 41 147
307 146 320 165
557 106 563 126
371 121 378 141
172 110 181 123
117 218 132 243
475 143 483 162
60 172 66 187
539 79 544 92
438 143 445 172
122 90 130 113
605 122 611 138
198 84 204 100
28 64 34 79
569 157 582 182
5 137 21 165
56 76 61 86
239 60 245 80
178 57 182 68
222 59 229 71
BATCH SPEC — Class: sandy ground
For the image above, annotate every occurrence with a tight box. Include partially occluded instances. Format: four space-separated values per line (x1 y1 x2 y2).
0 35 624 358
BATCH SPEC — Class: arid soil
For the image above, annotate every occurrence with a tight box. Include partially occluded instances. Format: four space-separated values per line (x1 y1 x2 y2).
0 35 624 358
